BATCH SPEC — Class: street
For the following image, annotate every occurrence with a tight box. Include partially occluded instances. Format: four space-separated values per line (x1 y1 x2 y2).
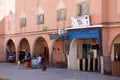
0 63 119 80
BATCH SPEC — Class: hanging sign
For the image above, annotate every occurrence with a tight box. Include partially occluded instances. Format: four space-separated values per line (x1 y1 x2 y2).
71 15 90 27
59 27 65 35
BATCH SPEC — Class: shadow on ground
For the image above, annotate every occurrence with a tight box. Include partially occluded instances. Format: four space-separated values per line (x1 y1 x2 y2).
0 77 10 80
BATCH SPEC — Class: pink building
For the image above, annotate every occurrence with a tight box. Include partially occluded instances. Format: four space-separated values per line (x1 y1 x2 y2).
0 0 120 76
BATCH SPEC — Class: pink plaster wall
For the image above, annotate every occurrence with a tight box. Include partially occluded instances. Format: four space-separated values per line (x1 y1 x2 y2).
15 0 75 33
3 0 120 36
0 0 120 61
0 18 5 35
102 27 110 56
102 27 120 56
0 38 6 61
3 14 16 35
15 0 104 34
0 18 6 61
101 0 109 22
101 0 120 56
107 0 120 22
90 0 102 24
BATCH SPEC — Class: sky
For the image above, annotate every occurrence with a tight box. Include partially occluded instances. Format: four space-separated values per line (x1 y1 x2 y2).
0 0 15 21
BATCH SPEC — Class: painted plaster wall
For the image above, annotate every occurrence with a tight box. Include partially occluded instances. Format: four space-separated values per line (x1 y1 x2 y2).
101 0 120 57
0 38 5 61
0 18 5 34
14 0 104 34
0 0 120 68
107 0 120 22
68 39 79 70
4 14 16 35
102 27 120 59
4 0 120 37
0 18 6 62
90 0 102 24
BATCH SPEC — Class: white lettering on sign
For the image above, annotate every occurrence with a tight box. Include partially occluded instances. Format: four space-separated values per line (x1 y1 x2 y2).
71 15 90 27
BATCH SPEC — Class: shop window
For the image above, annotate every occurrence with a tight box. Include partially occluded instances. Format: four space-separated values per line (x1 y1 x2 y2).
57 8 66 21
82 44 99 59
20 17 26 27
36 14 44 24
76 0 89 16
114 44 120 61
82 44 91 59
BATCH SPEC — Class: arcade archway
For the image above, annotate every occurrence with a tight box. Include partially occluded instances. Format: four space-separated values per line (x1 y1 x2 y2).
18 38 30 62
6 39 16 62
33 37 49 66
52 38 68 68
111 35 120 61
111 35 120 76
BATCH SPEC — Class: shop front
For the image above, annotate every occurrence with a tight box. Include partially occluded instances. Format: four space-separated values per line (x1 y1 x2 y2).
67 27 103 72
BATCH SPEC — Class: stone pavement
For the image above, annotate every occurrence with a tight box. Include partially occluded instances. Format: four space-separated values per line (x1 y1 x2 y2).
0 63 119 80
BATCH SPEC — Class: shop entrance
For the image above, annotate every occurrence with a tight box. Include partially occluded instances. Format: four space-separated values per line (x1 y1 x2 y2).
68 39 101 71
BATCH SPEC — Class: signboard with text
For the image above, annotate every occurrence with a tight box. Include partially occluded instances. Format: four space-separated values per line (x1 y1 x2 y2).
71 15 90 27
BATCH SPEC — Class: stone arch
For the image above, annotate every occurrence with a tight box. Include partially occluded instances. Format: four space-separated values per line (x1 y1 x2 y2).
68 39 79 70
111 34 120 61
68 38 99 70
17 38 31 62
50 38 68 68
6 39 16 62
33 36 49 66
110 33 120 76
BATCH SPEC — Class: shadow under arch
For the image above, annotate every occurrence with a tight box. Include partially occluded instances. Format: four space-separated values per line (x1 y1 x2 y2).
110 34 120 61
110 34 120 76
17 38 31 62
6 39 16 62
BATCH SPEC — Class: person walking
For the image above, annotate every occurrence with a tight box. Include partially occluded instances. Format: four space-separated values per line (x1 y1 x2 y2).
25 49 29 60
37 54 42 68
41 55 47 71
17 61 21 69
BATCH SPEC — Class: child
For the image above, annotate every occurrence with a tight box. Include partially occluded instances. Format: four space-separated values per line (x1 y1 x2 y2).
17 61 21 69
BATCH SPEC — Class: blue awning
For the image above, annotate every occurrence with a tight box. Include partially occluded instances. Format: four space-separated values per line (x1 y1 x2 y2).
49 34 61 40
68 28 101 39
49 34 68 40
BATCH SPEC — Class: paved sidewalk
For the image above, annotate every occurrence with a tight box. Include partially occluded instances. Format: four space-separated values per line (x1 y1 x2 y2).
0 63 119 80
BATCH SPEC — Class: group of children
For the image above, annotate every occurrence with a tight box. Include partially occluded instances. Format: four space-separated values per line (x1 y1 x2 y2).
18 54 47 71
31 55 43 68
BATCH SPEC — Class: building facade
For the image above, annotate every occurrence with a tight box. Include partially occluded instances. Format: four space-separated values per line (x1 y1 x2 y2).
0 0 120 76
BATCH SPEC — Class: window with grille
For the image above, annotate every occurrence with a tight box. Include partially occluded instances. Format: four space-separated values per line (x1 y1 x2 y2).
20 17 26 27
57 8 66 21
36 14 44 24
77 1 89 16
